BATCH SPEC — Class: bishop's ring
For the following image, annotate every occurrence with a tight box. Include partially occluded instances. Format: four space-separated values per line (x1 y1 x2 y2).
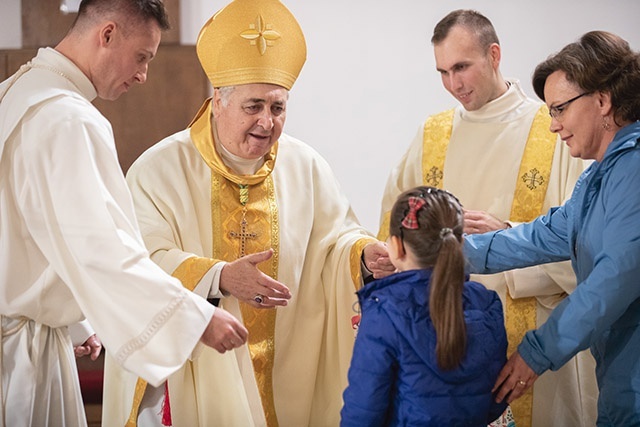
253 294 265 304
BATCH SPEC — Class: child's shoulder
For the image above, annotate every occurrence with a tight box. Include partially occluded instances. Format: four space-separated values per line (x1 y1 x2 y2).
358 270 428 312
463 280 501 309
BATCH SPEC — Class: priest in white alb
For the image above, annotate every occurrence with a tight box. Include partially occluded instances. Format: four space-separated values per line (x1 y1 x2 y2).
0 2 249 427
101 0 392 426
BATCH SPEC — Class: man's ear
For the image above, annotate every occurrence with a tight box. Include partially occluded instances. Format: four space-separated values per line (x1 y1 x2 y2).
488 43 501 71
100 23 116 47
212 88 222 118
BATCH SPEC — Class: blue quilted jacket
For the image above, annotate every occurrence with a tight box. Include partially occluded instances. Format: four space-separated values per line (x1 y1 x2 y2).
341 269 508 426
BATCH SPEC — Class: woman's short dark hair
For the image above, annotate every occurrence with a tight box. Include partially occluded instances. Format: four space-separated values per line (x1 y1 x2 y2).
532 31 640 124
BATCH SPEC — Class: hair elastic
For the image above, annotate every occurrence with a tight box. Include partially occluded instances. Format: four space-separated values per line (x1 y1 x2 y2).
439 227 453 238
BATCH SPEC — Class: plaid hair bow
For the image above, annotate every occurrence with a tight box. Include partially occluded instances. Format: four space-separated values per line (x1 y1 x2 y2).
401 196 426 229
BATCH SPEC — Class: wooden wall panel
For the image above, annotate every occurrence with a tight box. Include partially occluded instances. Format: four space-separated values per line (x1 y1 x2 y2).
0 45 209 173
94 44 209 172
21 0 181 48
21 0 75 48
0 55 7 81
4 50 35 78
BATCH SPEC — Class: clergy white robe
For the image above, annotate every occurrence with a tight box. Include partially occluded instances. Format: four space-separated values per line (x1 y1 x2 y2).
0 48 215 427
379 80 598 427
102 119 375 426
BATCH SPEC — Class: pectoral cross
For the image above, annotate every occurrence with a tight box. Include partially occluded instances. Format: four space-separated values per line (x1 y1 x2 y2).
229 216 258 257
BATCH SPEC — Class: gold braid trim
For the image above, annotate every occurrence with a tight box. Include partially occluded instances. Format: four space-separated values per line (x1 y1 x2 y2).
125 378 148 427
350 237 379 291
421 108 454 190
173 257 218 291
212 173 280 427
505 105 556 427
377 212 391 242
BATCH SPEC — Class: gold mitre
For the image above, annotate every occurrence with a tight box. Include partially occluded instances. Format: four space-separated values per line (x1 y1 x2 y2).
196 0 307 90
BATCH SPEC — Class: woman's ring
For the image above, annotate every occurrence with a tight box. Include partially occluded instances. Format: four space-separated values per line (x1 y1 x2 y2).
517 380 527 387
253 294 265 304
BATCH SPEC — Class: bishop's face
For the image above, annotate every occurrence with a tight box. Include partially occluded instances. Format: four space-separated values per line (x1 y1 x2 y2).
213 83 288 160
434 25 503 111
93 19 161 101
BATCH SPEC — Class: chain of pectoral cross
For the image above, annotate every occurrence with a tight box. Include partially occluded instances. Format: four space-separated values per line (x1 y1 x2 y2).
229 184 258 257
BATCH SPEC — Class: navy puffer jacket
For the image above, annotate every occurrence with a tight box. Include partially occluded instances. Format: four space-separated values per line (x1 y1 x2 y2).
341 269 508 426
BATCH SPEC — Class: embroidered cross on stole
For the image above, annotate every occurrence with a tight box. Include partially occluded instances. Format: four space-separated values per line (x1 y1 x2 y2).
421 106 556 427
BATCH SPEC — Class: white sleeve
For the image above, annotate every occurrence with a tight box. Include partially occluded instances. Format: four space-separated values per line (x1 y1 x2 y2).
20 98 214 386
193 262 228 299
68 319 94 346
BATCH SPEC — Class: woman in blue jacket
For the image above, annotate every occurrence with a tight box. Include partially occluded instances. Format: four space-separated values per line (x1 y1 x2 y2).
341 186 508 426
465 31 640 426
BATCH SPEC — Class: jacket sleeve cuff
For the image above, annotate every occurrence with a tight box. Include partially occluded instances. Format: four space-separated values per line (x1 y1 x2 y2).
518 331 552 376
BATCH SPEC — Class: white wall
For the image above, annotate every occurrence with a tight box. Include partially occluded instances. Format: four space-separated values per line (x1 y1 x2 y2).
3 0 639 232
0 0 22 49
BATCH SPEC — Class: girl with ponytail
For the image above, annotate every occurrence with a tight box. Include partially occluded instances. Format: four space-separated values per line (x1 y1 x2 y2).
341 186 508 426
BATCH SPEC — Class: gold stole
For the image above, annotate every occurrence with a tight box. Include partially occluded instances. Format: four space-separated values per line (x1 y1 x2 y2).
211 173 280 427
420 106 556 427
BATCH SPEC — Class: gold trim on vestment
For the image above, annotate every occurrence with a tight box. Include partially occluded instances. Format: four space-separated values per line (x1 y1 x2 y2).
419 105 555 427
504 105 556 427
212 173 280 427
173 257 219 291
421 108 454 191
376 213 391 242
350 237 379 290
125 378 148 427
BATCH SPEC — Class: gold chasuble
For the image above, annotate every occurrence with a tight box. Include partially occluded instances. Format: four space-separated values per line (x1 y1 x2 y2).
419 106 555 427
